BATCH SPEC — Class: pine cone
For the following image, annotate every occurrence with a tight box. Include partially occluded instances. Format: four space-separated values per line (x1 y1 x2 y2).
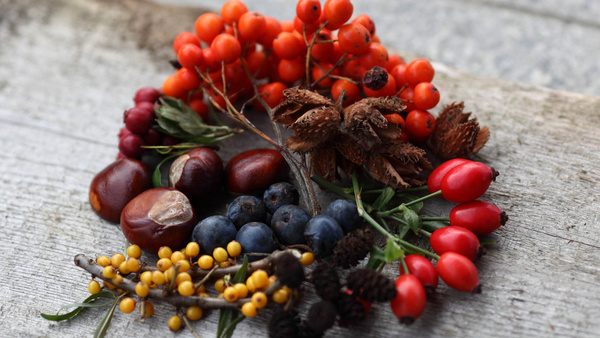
335 291 367 326
306 300 338 335
345 268 397 302
333 228 374 269
269 310 300 338
275 252 305 289
310 263 341 301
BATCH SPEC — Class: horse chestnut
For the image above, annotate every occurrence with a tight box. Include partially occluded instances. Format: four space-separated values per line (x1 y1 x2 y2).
120 187 196 254
225 149 289 194
169 147 223 200
89 158 151 223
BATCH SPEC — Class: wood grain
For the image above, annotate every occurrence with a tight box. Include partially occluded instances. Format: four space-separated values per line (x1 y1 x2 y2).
0 0 599 337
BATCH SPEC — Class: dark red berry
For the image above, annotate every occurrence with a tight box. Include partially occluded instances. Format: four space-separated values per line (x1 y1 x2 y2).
134 87 161 104
118 133 145 158
124 106 154 134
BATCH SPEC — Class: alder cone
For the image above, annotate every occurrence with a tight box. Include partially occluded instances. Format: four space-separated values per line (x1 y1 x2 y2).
272 87 432 190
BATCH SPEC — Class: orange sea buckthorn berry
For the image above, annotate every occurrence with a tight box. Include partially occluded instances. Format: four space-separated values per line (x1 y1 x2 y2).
241 302 258 317
224 286 239 302
251 270 269 290
185 242 200 258
226 241 242 258
171 251 186 264
136 282 150 297
151 270 166 286
111 253 126 269
157 258 172 272
118 261 130 275
246 276 256 293
213 247 229 263
126 244 142 259
140 301 154 317
299 252 315 266
272 288 289 304
96 256 111 267
251 291 268 309
220 0 248 26
195 13 224 44
140 271 153 285
158 246 173 260
88 280 101 295
102 266 117 279
164 267 176 284
186 306 203 321
215 278 227 293
175 260 191 273
175 272 192 286
198 255 214 270
233 283 249 299
120 297 136 314
178 280 195 296
168 314 182 331
112 274 124 286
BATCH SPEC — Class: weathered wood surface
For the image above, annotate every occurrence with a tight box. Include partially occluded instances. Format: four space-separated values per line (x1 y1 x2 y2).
1 0 599 337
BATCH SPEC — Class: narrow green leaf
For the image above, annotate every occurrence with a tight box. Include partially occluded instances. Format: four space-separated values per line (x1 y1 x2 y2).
400 205 422 234
372 187 396 211
40 292 115 321
366 246 386 270
151 154 179 188
232 255 249 284
393 194 424 213
384 237 405 262
216 256 249 338
218 315 246 338
93 296 120 338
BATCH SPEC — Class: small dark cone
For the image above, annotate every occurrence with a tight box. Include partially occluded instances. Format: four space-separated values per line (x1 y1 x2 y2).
335 291 367 327
346 268 397 302
306 300 338 335
275 252 305 289
298 320 324 338
333 228 374 269
310 263 341 301
269 309 300 338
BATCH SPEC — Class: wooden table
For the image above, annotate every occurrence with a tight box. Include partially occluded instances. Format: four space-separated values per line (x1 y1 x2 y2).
1 0 599 336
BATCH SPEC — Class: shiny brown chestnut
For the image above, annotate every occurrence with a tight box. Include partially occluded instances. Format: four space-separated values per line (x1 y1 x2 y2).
89 158 151 223
225 148 289 194
169 147 223 200
120 187 196 254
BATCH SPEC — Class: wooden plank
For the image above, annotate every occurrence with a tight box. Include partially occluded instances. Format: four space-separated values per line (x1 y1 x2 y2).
0 0 599 337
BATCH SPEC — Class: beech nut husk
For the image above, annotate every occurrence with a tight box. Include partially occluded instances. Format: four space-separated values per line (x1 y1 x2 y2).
120 187 196 254
225 148 289 195
169 147 223 200
89 158 151 223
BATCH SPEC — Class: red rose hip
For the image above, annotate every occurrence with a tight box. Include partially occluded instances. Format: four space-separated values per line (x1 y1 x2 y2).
450 200 508 236
440 161 499 203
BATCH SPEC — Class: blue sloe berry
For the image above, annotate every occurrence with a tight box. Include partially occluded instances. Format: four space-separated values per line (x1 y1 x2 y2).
325 199 362 234
271 205 310 245
304 215 344 258
192 215 237 255
263 182 299 214
226 195 268 229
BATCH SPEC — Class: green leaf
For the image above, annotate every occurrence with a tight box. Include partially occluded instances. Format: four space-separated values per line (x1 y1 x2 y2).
93 295 120 338
216 256 249 338
40 292 115 321
384 237 404 262
232 255 249 283
372 187 396 211
398 225 411 239
218 316 246 338
366 246 387 270
400 205 422 234
393 193 424 213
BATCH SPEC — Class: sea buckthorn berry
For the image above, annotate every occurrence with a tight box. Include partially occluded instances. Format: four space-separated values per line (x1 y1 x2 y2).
299 252 315 266
140 301 154 317
164 267 176 284
211 33 242 64
440 161 498 203
173 31 200 54
102 266 117 279
241 302 258 317
175 260 191 273
238 11 266 42
96 256 111 267
337 23 371 55
175 272 192 286
103 281 116 290
198 292 210 298
257 16 282 49
171 251 186 264
126 244 142 259
168 315 182 331
158 246 173 260
220 0 248 26
185 242 200 258
215 278 227 293
140 271 152 285
251 291 268 309
220 261 233 268
227 241 242 258
120 297 136 314
186 306 203 321
111 254 126 269
136 282 150 297
178 280 195 296
246 276 256 293
352 14 376 36
296 0 322 24
112 274 124 286
331 79 360 107
118 261 130 275
195 284 206 295
413 82 440 110
213 247 229 263
157 258 172 272
323 0 354 30
151 271 166 286
177 44 204 69
268 275 277 287
198 255 215 270
252 270 269 290
224 286 239 302
405 58 435 85
405 109 436 143
233 283 249 299
437 252 480 292
449 200 508 236
88 280 101 295
277 57 306 83
273 32 304 60
195 13 224 44
272 288 289 304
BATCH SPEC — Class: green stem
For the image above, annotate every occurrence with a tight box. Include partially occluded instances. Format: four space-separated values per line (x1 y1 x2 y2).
311 175 355 201
419 229 432 238
421 216 450 222
400 257 410 275
395 238 439 260
384 190 443 215
402 185 430 193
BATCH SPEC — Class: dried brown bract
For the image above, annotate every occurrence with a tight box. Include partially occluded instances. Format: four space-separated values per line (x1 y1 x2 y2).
272 87 432 190
429 102 489 159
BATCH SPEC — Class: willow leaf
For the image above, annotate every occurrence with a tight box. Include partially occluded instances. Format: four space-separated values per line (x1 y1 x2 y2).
93 295 120 338
40 292 115 321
